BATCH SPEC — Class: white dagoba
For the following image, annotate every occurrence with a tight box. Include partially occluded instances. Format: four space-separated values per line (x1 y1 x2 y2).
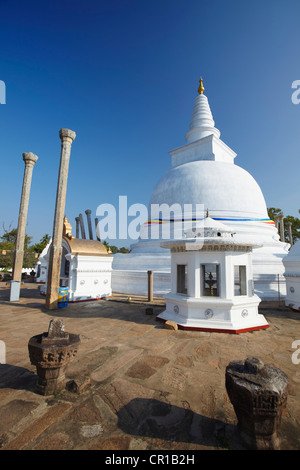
112 79 289 300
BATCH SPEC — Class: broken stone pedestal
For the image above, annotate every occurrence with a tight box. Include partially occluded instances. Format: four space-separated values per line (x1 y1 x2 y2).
225 357 289 450
28 319 80 396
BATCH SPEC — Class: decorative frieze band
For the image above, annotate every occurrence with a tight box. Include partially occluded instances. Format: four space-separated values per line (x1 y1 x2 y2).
170 245 252 253
283 272 300 278
72 268 112 273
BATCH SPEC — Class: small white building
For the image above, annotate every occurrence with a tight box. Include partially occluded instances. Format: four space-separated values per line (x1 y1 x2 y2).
61 237 112 302
38 217 113 302
283 241 300 312
157 215 269 333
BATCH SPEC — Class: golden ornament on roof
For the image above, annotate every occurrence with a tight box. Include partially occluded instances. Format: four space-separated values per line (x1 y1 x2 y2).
198 77 205 95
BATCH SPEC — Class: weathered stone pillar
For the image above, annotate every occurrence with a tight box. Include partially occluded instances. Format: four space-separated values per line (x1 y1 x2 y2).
287 221 293 246
148 270 153 302
95 217 101 241
10 152 38 301
79 213 86 239
274 214 279 229
85 209 93 240
75 217 80 238
225 357 289 450
278 213 285 241
45 129 76 310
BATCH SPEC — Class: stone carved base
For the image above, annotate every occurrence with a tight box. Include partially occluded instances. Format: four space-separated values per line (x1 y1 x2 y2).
35 365 67 396
225 357 288 450
28 320 80 396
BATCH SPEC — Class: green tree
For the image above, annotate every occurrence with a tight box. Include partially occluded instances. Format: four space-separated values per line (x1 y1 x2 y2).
0 229 47 270
119 246 131 253
108 245 119 254
103 240 109 250
31 234 50 254
102 240 131 253
1 227 32 247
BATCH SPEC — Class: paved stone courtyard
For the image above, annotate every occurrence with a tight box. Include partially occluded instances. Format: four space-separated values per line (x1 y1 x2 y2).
0 283 300 450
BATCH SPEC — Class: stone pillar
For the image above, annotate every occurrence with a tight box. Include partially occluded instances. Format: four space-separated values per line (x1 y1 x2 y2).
148 270 153 302
95 218 101 241
10 152 38 301
75 217 80 238
274 215 279 230
278 213 285 241
287 221 293 246
225 357 289 450
79 213 86 239
45 129 76 310
85 209 93 240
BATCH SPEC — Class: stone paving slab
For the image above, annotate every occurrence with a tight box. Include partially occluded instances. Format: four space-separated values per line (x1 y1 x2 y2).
0 283 300 450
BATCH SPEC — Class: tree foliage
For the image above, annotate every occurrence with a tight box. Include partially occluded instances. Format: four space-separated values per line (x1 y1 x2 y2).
31 234 51 254
268 208 300 244
0 228 50 270
102 240 131 253
1 227 32 247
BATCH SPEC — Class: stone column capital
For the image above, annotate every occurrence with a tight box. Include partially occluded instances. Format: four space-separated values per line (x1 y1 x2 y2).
59 128 76 143
85 209 91 215
23 152 38 166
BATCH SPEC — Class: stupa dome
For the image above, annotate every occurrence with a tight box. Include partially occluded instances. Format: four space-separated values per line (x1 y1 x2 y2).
149 77 268 222
149 159 268 220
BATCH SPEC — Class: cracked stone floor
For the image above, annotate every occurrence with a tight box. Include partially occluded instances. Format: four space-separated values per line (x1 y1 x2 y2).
0 283 299 450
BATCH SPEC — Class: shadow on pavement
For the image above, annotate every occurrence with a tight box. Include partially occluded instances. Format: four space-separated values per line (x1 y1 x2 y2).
0 364 36 392
117 397 242 450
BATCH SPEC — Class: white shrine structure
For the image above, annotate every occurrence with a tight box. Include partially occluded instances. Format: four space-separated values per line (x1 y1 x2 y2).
156 212 268 333
112 79 289 300
283 241 300 312
36 217 113 302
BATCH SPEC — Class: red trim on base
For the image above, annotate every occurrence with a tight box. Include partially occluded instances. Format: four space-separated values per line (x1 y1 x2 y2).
156 316 269 334
288 306 300 313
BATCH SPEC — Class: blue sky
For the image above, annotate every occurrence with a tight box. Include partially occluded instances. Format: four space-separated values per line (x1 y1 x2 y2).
0 0 299 247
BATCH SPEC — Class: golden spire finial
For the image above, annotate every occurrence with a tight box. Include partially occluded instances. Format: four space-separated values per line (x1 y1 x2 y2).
63 215 74 240
198 77 205 95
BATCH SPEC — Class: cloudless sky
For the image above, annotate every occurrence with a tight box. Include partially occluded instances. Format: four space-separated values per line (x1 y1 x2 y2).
0 0 299 247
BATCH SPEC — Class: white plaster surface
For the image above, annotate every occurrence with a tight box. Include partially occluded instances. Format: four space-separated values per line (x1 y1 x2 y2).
283 241 300 311
156 220 268 332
